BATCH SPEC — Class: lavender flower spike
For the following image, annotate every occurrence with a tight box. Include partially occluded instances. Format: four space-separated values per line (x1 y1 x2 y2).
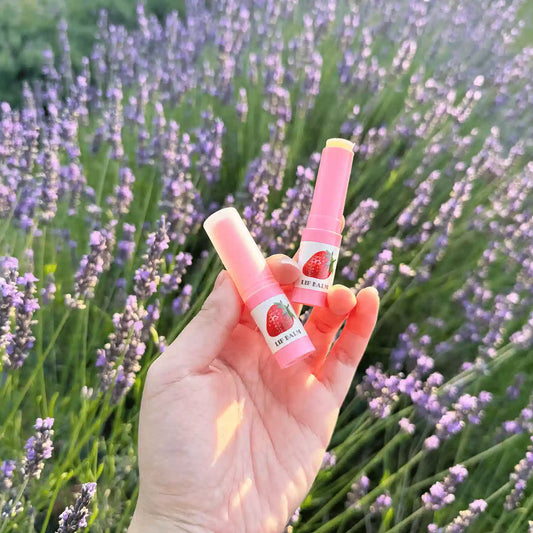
134 217 170 301
0 257 21 353
369 491 392 514
161 252 193 294
1 460 16 491
96 294 148 401
505 436 533 510
66 225 115 309
320 451 336 470
422 465 468 511
4 273 39 370
107 167 135 217
56 482 97 532
440 499 487 532
346 475 370 509
356 247 396 295
22 417 54 480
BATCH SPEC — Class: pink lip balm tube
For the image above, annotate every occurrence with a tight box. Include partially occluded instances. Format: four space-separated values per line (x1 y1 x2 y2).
292 138 355 307
204 207 315 369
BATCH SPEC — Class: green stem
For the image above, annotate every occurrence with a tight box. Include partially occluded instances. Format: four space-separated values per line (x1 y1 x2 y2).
409 433 521 493
386 506 426 533
37 227 48 413
301 434 408 532
343 515 365 533
508 489 533 533
0 311 71 440
95 148 111 206
40 472 74 533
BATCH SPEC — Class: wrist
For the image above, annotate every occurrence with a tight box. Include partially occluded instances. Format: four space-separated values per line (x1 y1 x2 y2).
129 508 211 533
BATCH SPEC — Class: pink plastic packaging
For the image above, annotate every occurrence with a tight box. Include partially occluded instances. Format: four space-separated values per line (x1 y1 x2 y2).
292 138 355 307
203 207 315 368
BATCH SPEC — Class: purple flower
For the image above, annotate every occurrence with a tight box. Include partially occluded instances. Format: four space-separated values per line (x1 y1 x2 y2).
399 418 415 435
172 284 193 316
346 475 370 509
133 217 169 301
432 499 488 533
320 451 336 470
0 257 21 352
432 394 487 441
96 294 148 402
116 223 136 266
195 110 224 185
161 252 193 294
424 436 441 450
505 436 533 510
3 272 39 370
22 417 54 480
398 171 441 231
107 167 135 217
422 465 468 510
158 122 201 244
41 275 56 305
57 482 97 532
391 323 433 373
105 83 124 160
357 365 402 418
356 248 396 294
285 506 300 529
1 460 16 491
66 224 116 309
39 142 60 223
263 86 291 123
511 311 533 350
236 87 248 122
369 491 392 514
343 199 379 255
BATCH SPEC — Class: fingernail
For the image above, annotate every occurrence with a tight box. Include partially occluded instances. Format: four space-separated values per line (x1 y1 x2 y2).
214 270 226 288
280 257 298 268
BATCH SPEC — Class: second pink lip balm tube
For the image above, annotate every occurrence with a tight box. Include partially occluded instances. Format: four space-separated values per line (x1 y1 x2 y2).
204 207 315 369
292 138 355 308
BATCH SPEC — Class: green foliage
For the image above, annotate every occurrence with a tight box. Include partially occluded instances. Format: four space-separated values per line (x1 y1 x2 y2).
0 0 177 105
0 0 64 104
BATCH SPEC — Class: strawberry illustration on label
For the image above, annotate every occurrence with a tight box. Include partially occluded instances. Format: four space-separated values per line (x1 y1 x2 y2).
302 250 336 279
266 301 295 337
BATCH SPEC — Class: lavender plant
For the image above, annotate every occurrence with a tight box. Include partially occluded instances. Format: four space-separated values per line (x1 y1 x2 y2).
1 1 533 531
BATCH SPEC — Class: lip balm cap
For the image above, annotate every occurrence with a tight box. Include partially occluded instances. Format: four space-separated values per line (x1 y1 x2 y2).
307 138 355 233
203 207 275 301
326 138 354 151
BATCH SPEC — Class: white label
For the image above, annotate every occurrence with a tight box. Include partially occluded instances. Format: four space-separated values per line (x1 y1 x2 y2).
296 241 340 293
250 294 308 353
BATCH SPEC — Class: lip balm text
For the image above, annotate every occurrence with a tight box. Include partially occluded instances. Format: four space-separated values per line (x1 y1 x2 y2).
274 327 303 347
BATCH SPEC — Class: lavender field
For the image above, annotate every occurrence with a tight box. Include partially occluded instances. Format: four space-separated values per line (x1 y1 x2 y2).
1 1 533 531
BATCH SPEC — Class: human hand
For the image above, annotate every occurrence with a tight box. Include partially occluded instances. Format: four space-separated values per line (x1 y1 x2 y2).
129 254 379 533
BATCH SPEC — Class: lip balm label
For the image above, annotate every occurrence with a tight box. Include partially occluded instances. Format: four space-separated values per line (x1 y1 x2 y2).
296 241 340 293
250 294 308 353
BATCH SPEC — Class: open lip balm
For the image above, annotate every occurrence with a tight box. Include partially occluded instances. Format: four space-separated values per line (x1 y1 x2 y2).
204 207 315 369
292 138 355 308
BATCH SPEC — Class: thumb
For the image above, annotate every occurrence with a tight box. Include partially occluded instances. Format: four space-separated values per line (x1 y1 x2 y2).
163 270 243 375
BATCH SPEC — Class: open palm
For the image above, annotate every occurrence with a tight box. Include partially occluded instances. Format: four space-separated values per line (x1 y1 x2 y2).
129 255 379 533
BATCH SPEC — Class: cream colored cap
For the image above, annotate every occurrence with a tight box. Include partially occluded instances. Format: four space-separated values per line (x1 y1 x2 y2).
326 138 354 152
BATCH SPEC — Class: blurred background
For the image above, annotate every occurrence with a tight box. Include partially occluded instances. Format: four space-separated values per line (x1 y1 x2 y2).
0 0 188 106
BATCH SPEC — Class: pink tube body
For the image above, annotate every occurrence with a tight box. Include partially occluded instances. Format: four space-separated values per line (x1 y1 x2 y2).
204 207 315 368
293 139 354 307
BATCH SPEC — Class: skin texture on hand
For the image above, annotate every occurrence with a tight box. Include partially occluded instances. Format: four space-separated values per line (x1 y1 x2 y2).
128 254 379 533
